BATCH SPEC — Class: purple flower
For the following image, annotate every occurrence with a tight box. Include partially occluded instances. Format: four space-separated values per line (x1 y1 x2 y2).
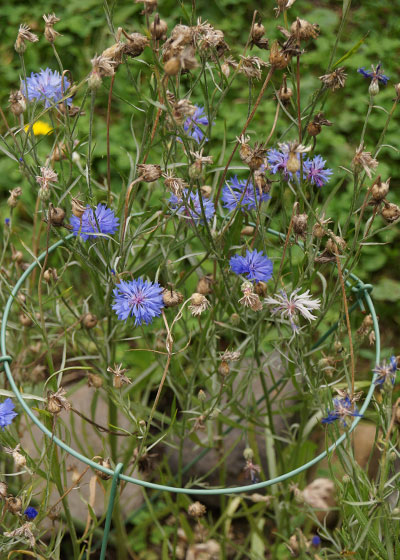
358 63 389 85
70 203 119 241
303 155 333 187
373 356 397 387
22 68 72 108
222 176 271 212
0 398 17 429
169 189 215 224
267 149 299 180
183 106 210 143
24 507 38 520
112 278 164 326
230 249 273 283
5 218 10 226
311 536 321 548
321 396 362 427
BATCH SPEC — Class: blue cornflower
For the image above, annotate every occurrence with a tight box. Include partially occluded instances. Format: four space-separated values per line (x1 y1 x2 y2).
303 155 333 188
222 176 271 212
321 396 362 427
230 249 273 283
0 398 18 430
5 218 10 226
112 278 164 326
267 149 299 180
24 507 38 520
358 63 389 86
184 106 210 143
70 204 119 241
373 356 397 387
22 68 72 108
169 189 215 224
311 536 321 548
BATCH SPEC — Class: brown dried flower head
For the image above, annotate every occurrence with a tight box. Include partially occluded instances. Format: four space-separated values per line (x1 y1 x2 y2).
47 387 71 415
163 172 187 197
123 32 149 58
189 293 210 316
87 373 103 388
48 205 66 226
352 143 378 179
381 202 400 224
239 55 270 80
150 14 168 40
319 67 347 91
7 186 23 208
82 312 98 329
43 13 61 43
90 55 117 86
196 275 213 295
137 164 162 182
239 281 263 311
6 496 22 514
71 196 86 218
370 175 390 202
15 24 39 53
293 213 308 239
5 522 35 548
9 90 26 116
274 0 296 18
277 74 293 104
307 112 333 137
279 141 311 174
162 288 184 307
95 457 112 480
107 363 132 388
251 22 265 42
101 42 125 67
135 0 157 14
312 213 332 238
290 18 320 41
325 234 347 254
4 445 27 469
43 268 58 283
188 501 207 518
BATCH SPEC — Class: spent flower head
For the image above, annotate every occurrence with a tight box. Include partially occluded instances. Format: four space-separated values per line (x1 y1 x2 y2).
373 356 397 387
321 395 362 426
352 143 378 179
319 67 347 91
264 288 320 332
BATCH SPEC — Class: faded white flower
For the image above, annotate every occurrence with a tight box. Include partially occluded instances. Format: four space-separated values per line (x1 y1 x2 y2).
264 288 320 332
189 293 210 316
4 522 35 548
239 281 263 312
352 143 378 179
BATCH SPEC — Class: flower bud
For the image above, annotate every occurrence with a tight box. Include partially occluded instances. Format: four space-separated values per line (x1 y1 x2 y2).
196 275 213 295
9 91 26 116
287 152 300 173
82 313 98 329
269 41 289 69
7 187 23 208
88 70 103 91
43 268 58 283
71 197 86 218
243 447 254 461
293 213 308 237
254 281 267 297
326 235 346 254
230 313 240 325
241 225 255 236
38 186 51 201
12 450 27 469
218 361 230 377
188 161 203 180
198 389 206 401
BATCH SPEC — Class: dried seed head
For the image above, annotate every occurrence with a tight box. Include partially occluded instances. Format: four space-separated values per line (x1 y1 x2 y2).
196 275 213 295
277 74 293 104
82 313 98 329
101 42 125 67
238 55 270 81
254 281 268 297
71 196 86 218
371 176 390 202
218 361 230 377
164 56 181 75
251 22 265 42
239 281 263 311
9 90 26 116
291 18 320 41
43 13 61 43
274 0 297 17
87 373 103 388
293 213 308 238
137 164 162 182
47 387 71 415
188 501 206 518
15 24 39 53
6 496 22 514
352 144 378 179
91 54 117 79
307 112 333 137
162 288 184 307
163 172 187 197
269 40 290 69
319 67 347 91
312 214 332 238
150 14 168 40
381 202 400 224
221 61 230 78
48 205 66 226
0 482 8 499
43 268 58 283
135 0 157 14
189 293 210 316
326 234 346 254
123 32 149 58
95 457 112 480
13 450 27 469
200 185 212 198
19 313 33 327
7 186 23 208
107 363 131 388
241 225 255 236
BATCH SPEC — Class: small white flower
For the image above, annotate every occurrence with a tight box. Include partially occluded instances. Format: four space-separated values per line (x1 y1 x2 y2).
264 288 320 331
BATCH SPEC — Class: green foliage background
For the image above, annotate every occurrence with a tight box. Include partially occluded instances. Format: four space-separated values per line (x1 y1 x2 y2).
1 0 399 344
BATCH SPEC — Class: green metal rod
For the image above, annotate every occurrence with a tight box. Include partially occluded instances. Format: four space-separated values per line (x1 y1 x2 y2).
100 462 124 560
0 233 380 495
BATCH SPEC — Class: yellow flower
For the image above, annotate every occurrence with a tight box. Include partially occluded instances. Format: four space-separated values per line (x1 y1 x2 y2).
24 120 53 136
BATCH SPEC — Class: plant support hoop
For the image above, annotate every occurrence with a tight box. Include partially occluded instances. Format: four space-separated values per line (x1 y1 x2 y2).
0 232 380 494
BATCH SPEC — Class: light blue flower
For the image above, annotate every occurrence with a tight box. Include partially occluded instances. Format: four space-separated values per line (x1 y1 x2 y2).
230 249 273 283
112 278 164 326
22 68 72 108
222 176 270 212
169 189 215 224
0 398 17 429
70 203 119 241
183 106 210 143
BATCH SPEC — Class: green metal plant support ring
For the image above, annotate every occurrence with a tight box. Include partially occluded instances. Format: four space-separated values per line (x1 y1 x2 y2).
0 231 380 555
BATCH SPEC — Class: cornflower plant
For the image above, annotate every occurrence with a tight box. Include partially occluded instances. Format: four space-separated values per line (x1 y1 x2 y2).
0 1 400 558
